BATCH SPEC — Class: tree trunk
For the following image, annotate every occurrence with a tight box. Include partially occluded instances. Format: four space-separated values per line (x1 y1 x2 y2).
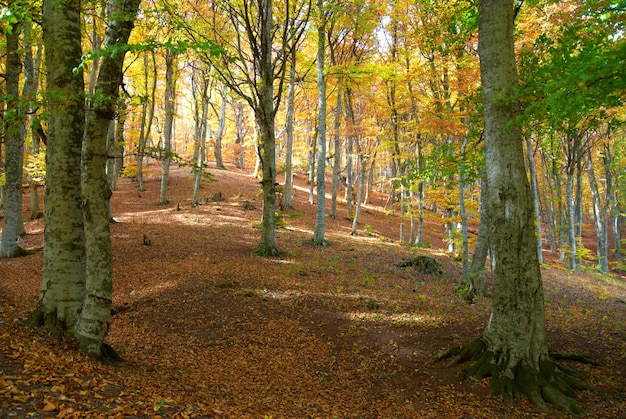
351 144 365 236
444 0 584 413
136 53 157 192
28 0 86 334
111 104 126 191
566 164 577 269
465 176 489 301
586 149 609 273
307 120 317 205
254 0 279 256
74 0 140 360
525 136 544 263
313 0 327 246
213 85 227 170
23 21 43 221
159 49 176 205
232 101 248 170
283 47 296 210
330 87 342 219
1 25 26 258
459 135 470 280
191 70 209 207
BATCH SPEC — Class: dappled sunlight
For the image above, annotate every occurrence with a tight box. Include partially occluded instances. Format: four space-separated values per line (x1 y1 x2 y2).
172 212 251 227
115 208 175 222
346 310 435 325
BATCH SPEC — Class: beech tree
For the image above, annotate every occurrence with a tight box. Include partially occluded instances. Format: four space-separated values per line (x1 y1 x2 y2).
437 0 586 414
27 0 87 334
312 0 328 246
0 13 26 258
183 0 310 255
28 0 141 360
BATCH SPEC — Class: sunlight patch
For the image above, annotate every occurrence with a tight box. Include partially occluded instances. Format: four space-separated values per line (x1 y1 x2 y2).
346 311 430 325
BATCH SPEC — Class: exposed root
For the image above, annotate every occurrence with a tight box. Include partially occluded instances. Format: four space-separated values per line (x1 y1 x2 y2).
550 352 600 366
432 337 589 416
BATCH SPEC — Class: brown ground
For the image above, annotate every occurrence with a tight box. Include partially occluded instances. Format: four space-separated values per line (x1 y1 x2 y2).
1 165 625 418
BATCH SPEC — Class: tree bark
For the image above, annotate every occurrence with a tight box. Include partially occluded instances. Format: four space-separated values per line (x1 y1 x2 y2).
159 49 176 205
213 85 227 170
313 0 327 246
525 136 544 263
283 47 297 210
28 0 86 334
74 0 140 360
445 0 584 413
1 24 26 258
586 149 609 273
136 53 157 192
254 0 279 256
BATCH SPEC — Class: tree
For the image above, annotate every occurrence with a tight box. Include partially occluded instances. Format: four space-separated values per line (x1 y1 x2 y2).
27 0 87 333
74 0 141 360
159 48 177 205
28 0 140 360
312 0 328 246
437 0 586 414
187 0 310 255
1 12 26 258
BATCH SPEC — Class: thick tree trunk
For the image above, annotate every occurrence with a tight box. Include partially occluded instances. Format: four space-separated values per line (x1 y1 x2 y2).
74 0 140 360
444 0 584 414
191 72 209 207
28 0 86 334
313 0 327 246
1 26 26 258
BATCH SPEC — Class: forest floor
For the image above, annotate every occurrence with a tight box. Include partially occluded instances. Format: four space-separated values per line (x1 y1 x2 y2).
1 165 625 418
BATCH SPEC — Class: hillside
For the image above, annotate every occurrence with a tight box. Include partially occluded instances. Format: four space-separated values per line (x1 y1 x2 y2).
1 165 625 418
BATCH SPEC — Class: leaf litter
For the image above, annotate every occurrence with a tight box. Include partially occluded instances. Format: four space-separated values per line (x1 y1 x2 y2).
0 166 625 417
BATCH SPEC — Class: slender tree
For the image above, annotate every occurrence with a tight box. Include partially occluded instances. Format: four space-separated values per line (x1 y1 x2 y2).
1 17 26 258
312 0 328 246
189 0 310 255
159 48 176 205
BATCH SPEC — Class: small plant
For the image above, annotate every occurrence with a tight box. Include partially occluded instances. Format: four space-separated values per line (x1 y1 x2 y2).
243 289 256 297
364 224 376 236
362 271 376 286
364 299 380 310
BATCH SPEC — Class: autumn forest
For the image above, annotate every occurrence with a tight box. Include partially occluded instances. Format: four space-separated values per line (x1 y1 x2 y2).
0 0 625 417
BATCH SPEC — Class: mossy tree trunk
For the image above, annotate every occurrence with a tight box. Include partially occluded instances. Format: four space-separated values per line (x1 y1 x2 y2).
28 0 87 333
445 0 587 414
74 0 140 361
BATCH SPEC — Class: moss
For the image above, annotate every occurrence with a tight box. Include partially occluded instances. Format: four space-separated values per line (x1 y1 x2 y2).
433 337 587 416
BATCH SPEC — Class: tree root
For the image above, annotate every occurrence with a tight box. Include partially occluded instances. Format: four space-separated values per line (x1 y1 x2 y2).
432 337 588 416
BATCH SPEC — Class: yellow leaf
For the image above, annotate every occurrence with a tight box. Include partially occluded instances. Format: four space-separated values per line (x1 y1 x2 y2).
41 400 58 412
12 394 30 403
